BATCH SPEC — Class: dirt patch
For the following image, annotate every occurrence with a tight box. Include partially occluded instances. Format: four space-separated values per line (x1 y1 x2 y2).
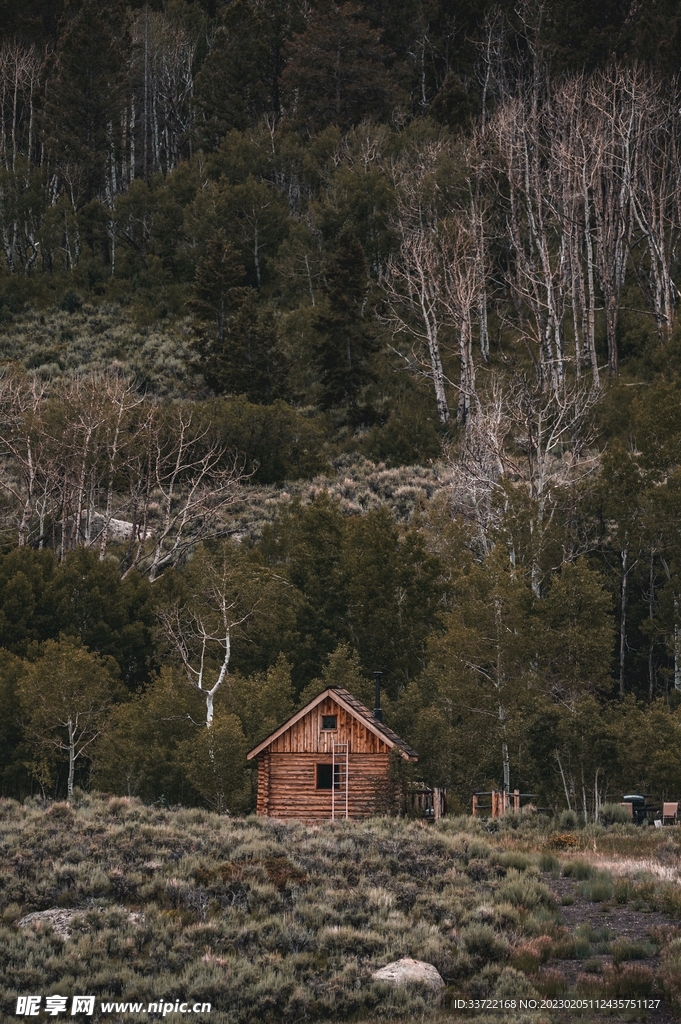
543 872 680 1022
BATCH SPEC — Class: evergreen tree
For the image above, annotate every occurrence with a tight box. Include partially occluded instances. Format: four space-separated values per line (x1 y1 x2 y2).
0 0 65 46
280 0 400 133
182 710 250 813
0 651 27 797
93 666 203 804
0 548 156 690
313 227 379 413
44 549 157 691
202 289 289 403
190 231 246 343
194 0 305 146
226 654 295 746
42 0 130 199
344 507 443 694
535 560 615 700
260 493 350 689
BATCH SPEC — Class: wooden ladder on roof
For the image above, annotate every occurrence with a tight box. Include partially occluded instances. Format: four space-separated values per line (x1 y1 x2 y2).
332 742 349 821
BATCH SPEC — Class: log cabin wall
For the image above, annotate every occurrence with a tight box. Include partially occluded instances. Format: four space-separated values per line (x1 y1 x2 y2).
256 752 270 816
260 752 392 821
255 695 395 821
264 696 391 755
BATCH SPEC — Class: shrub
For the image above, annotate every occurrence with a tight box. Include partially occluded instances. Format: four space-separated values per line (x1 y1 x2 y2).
361 406 442 468
579 872 614 903
561 859 592 880
549 832 579 848
659 939 681 1011
603 964 654 997
576 972 603 996
535 969 568 997
610 939 657 965
209 396 329 484
538 852 560 873
496 870 554 910
559 810 578 829
657 882 681 918
493 967 538 1000
60 290 83 314
466 859 490 881
498 851 531 872
460 923 509 963
465 839 492 861
582 959 602 974
511 936 553 974
614 877 634 904
572 935 592 958
577 923 615 950
523 908 559 936
465 964 503 998
492 903 521 930
599 803 632 826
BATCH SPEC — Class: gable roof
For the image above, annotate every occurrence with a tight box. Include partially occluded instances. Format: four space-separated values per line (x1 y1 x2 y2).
246 686 418 761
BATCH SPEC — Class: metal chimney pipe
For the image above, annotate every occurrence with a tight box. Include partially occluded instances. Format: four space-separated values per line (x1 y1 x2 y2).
373 671 383 723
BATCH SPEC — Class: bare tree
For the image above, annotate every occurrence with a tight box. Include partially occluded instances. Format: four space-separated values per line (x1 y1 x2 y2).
384 225 451 425
440 212 487 426
0 41 41 172
625 71 681 346
159 545 285 725
489 91 568 391
444 374 510 554
0 370 50 546
129 9 197 179
383 141 487 427
586 67 637 378
122 407 244 582
0 371 245 576
444 372 599 590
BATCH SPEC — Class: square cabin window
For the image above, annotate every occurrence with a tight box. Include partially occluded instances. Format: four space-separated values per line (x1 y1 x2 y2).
316 764 340 789
321 715 337 730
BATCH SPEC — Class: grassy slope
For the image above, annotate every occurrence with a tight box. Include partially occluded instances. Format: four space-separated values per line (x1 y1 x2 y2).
0 306 200 398
1 797 681 1023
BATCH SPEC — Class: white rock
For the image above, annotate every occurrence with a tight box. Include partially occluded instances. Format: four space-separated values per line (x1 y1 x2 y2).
371 957 445 990
18 909 76 940
18 906 145 941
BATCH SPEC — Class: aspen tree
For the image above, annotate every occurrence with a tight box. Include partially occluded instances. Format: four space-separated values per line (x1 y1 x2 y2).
18 637 116 799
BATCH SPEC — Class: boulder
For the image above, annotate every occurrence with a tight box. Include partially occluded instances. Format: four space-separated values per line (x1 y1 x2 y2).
18 906 145 941
18 909 77 940
371 957 445 990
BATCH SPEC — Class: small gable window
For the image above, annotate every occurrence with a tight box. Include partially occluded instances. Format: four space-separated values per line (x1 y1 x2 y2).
316 764 340 789
321 715 337 730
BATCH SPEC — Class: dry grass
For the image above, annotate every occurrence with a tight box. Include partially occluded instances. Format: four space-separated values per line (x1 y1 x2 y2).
0 799 680 1023
0 305 202 398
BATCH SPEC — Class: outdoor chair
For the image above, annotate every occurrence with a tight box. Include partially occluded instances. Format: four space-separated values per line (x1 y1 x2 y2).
662 802 679 825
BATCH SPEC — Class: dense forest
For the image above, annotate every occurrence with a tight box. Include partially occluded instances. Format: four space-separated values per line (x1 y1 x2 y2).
2 0 681 818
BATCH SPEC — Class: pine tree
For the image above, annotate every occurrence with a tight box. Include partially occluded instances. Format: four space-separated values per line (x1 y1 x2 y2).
280 0 399 133
42 0 130 199
205 289 290 403
313 227 379 412
194 0 305 146
190 231 246 343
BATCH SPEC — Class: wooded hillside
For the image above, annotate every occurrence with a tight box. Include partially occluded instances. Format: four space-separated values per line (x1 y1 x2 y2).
2 0 681 816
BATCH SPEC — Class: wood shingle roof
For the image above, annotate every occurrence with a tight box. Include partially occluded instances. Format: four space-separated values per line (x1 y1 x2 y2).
246 686 418 761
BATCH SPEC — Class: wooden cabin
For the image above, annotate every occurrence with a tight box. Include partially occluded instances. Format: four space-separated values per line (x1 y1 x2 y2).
246 686 418 822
